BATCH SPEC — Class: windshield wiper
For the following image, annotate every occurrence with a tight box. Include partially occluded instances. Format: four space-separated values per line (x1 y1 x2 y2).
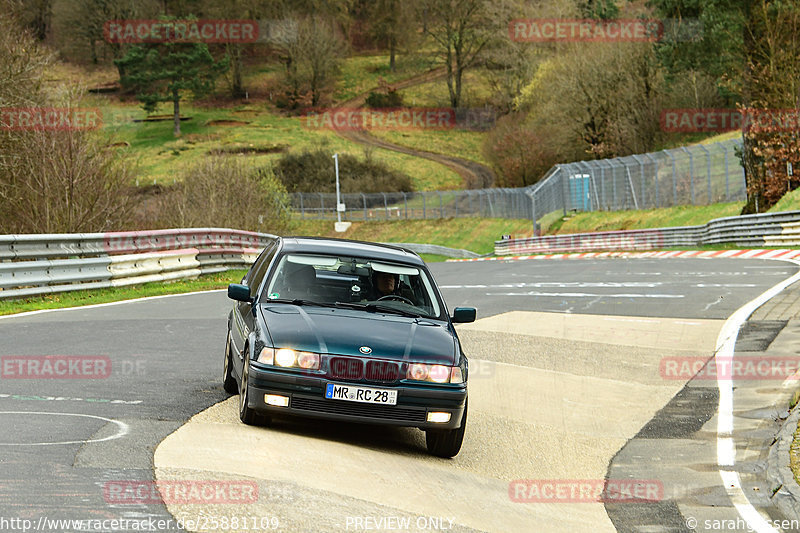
265 298 337 308
334 301 423 318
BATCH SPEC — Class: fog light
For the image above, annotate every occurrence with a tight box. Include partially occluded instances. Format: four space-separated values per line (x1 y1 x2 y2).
265 394 289 407
427 412 451 423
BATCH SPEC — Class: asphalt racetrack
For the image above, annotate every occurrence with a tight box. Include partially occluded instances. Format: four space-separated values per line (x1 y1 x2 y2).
0 256 797 532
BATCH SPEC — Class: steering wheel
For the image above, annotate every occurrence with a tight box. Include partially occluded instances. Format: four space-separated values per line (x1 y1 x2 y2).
377 294 414 305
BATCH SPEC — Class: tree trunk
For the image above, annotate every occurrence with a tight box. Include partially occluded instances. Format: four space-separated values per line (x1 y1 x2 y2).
740 0 765 214
229 44 244 98
389 36 396 72
173 89 181 137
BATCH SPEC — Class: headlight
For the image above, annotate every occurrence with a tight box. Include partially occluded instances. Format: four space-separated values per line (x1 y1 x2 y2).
258 348 320 370
406 363 463 384
275 348 296 367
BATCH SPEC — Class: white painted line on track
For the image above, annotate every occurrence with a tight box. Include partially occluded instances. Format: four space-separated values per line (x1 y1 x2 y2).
0 411 129 446
714 257 800 533
486 291 684 298
0 289 226 321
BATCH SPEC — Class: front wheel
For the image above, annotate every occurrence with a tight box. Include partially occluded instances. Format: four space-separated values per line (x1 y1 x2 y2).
238 358 259 425
425 400 467 458
223 334 237 395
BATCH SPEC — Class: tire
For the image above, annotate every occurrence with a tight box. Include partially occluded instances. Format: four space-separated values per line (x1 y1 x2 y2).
223 334 238 395
425 399 467 458
238 358 259 425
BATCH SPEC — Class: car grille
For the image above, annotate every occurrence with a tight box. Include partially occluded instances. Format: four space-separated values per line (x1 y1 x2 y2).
328 357 401 383
329 357 363 380
291 397 426 423
365 360 400 382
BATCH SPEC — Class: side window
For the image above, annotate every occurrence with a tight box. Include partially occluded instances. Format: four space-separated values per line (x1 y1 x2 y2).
247 242 277 298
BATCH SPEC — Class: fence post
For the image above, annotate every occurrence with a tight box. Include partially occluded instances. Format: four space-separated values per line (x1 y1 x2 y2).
697 144 711 204
382 193 389 220
422 192 427 219
721 143 730 201
298 193 305 219
455 192 459 218
361 193 367 221
644 153 658 208
438 191 444 218
403 192 408 219
663 150 677 206
680 147 695 204
318 193 325 219
632 155 645 208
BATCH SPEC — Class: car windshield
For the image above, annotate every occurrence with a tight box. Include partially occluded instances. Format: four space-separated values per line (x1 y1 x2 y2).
263 253 442 319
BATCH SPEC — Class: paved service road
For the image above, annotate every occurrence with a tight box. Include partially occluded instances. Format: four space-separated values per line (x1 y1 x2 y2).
0 257 796 532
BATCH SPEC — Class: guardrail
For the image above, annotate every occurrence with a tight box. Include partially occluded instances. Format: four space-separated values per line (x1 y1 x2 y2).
495 211 800 255
0 229 481 301
0 228 273 300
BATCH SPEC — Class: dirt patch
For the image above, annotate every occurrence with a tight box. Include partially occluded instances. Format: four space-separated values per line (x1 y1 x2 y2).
206 119 250 126
208 144 288 155
133 115 192 123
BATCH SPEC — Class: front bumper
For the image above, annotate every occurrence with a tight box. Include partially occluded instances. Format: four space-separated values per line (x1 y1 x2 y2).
246 364 467 430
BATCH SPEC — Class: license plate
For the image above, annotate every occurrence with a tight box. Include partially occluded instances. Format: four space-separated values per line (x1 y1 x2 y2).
325 383 398 405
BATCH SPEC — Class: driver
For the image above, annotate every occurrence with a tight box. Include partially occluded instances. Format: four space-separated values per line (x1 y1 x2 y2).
375 271 398 297
371 271 415 303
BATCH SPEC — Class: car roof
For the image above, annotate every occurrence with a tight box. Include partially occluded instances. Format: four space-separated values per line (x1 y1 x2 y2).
277 237 425 266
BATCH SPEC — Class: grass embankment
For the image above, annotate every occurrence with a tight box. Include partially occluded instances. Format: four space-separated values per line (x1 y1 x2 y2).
288 217 532 255
0 270 247 317
543 202 745 234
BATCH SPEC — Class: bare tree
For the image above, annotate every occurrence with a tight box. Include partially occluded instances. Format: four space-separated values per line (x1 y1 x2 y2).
417 0 509 108
274 16 346 108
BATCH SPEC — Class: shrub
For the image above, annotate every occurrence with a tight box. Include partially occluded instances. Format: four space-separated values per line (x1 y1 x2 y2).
272 149 414 194
159 156 290 234
365 88 403 108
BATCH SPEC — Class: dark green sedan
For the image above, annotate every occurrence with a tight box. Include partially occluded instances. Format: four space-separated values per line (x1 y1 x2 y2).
224 236 476 457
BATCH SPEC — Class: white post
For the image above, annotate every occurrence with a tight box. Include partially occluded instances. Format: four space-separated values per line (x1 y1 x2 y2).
333 153 350 232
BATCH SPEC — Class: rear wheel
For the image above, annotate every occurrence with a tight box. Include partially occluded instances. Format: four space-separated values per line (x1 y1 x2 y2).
425 400 467 458
223 334 237 395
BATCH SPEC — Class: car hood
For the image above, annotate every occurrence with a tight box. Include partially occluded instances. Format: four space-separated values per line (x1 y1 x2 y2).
260 304 456 365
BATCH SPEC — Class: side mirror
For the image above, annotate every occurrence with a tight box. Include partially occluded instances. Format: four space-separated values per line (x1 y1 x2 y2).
451 307 476 323
228 283 253 303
